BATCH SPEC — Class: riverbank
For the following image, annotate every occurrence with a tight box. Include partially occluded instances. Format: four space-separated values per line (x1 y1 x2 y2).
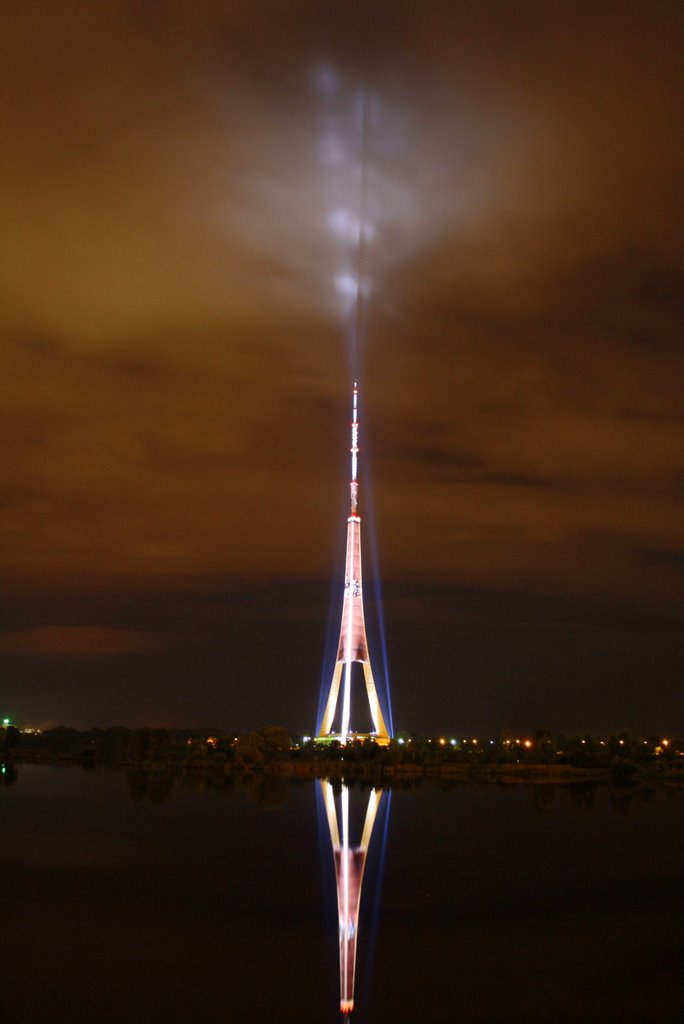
6 748 683 788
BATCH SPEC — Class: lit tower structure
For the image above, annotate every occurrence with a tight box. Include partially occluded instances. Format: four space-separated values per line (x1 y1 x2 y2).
318 380 390 744
320 781 386 1015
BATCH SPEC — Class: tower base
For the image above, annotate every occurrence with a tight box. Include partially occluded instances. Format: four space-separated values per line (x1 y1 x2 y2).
313 732 391 748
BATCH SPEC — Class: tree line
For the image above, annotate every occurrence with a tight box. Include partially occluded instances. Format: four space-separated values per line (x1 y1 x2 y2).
2 723 681 778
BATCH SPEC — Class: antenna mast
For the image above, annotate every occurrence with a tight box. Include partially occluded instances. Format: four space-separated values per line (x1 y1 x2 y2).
350 380 359 517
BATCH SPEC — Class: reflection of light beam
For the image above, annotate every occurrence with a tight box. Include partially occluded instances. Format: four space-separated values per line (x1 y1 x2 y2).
357 789 392 1022
341 785 350 1009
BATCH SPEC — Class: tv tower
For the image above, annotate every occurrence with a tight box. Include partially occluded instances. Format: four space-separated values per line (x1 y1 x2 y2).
317 379 391 744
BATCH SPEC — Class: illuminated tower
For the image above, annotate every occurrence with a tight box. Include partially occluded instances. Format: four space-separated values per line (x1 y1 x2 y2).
320 781 386 1015
318 380 390 744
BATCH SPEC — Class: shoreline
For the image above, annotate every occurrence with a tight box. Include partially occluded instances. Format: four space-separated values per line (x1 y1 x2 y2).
6 751 683 787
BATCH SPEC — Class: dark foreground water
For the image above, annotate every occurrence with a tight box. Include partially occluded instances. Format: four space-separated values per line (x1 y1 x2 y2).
1 765 681 1024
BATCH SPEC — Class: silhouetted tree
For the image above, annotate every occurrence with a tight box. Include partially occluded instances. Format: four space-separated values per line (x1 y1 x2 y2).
257 725 291 754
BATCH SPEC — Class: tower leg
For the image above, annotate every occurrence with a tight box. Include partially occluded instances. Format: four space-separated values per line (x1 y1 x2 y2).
361 662 389 738
340 660 352 743
320 661 343 736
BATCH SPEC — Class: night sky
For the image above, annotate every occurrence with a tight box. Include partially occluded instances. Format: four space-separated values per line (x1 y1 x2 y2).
2 2 682 735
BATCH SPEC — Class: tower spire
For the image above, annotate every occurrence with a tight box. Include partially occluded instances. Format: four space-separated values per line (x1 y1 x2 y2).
350 379 359 516
317 378 390 745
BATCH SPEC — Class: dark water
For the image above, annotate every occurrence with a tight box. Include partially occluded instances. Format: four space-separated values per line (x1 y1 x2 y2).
1 766 681 1024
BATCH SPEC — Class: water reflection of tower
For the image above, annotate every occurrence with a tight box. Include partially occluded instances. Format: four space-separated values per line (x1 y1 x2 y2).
320 782 387 1017
317 380 391 745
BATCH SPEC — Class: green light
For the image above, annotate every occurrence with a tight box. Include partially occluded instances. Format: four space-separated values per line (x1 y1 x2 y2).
2 718 9 727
